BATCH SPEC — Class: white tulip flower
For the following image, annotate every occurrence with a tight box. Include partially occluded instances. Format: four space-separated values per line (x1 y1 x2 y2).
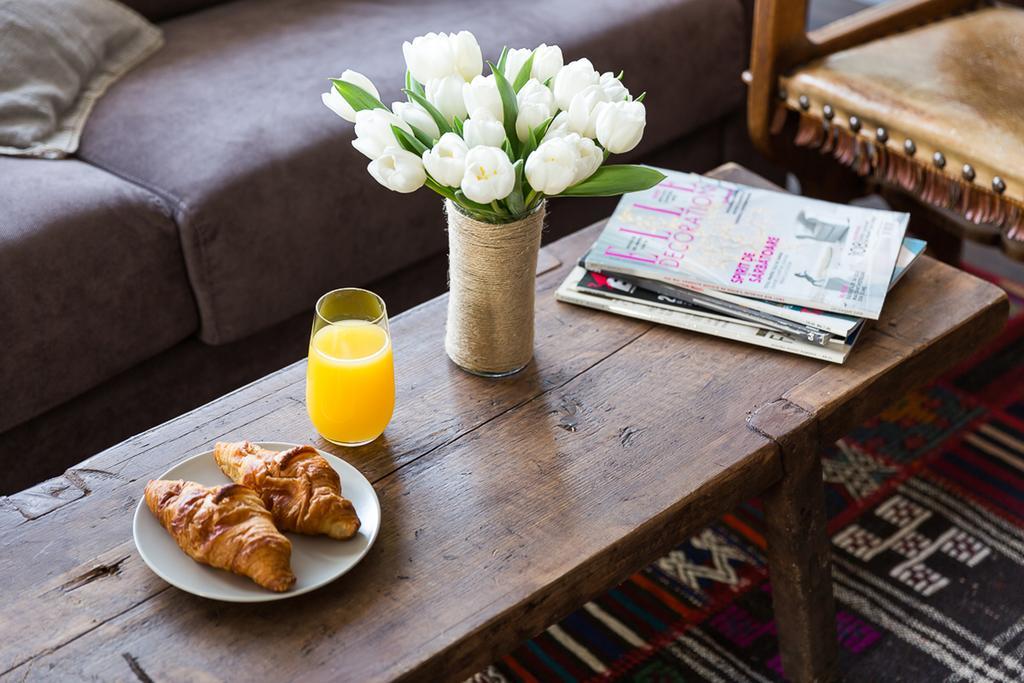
525 137 578 195
321 70 380 123
541 111 571 143
517 79 555 114
463 109 506 148
425 74 468 121
515 79 555 141
352 109 412 160
462 75 504 122
402 32 456 84
461 145 515 203
598 71 630 102
392 100 440 140
531 44 563 82
505 44 564 83
422 132 468 187
566 84 607 138
552 58 599 111
367 146 427 193
503 47 533 81
594 100 646 154
562 133 603 185
449 31 483 81
512 102 552 141
516 103 550 142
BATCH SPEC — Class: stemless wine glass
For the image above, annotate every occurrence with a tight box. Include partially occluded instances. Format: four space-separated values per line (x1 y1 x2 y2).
306 288 395 446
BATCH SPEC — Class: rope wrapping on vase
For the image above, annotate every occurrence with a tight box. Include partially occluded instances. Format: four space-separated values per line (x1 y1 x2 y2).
444 199 545 376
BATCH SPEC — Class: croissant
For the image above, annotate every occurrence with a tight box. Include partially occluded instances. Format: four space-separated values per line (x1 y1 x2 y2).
144 479 296 592
214 441 361 540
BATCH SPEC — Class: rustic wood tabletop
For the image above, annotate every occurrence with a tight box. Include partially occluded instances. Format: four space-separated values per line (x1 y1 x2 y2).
0 165 1007 682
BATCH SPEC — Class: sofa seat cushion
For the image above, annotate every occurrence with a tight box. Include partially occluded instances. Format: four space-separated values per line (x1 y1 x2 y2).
78 0 747 345
0 158 198 432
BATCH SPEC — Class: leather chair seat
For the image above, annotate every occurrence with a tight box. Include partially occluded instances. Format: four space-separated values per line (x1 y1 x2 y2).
776 7 1024 252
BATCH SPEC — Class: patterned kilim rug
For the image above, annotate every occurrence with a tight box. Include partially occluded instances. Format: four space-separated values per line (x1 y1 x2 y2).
474 270 1024 683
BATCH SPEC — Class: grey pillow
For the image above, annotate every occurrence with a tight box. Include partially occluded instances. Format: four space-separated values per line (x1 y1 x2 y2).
0 0 162 158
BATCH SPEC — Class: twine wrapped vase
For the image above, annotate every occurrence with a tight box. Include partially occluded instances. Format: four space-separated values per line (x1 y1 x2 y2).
444 199 545 377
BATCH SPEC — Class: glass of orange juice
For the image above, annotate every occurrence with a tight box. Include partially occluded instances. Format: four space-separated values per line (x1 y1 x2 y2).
306 288 395 446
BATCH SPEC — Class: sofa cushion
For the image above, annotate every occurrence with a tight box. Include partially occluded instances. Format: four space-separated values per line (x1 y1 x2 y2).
78 0 747 345
0 158 198 432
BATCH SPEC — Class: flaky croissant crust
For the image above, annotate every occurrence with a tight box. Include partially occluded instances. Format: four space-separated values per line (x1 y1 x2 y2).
145 479 296 592
214 442 361 540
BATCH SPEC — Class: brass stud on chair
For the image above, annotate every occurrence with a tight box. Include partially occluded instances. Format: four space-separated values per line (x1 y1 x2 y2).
962 164 976 182
933 152 946 168
904 139 917 156
993 176 1007 194
823 104 835 121
798 95 810 111
876 127 888 143
849 115 861 132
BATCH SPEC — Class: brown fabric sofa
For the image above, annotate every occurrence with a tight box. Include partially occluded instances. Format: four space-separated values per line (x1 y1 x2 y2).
1 0 768 493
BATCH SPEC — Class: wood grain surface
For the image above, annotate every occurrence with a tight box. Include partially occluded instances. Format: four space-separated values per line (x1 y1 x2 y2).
0 165 1006 682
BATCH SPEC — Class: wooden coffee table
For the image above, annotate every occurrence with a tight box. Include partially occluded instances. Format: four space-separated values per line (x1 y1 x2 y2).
0 165 1007 682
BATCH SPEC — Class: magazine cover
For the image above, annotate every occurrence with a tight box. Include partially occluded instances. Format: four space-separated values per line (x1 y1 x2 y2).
584 169 909 319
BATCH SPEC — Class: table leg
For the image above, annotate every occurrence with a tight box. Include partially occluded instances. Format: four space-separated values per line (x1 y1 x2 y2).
763 450 839 683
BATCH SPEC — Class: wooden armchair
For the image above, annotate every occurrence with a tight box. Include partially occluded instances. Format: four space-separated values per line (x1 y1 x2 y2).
746 0 1024 261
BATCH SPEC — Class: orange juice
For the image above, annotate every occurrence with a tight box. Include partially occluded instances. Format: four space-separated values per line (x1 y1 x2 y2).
306 320 395 445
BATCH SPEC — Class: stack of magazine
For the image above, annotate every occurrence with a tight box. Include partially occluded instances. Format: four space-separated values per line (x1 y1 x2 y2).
555 169 923 363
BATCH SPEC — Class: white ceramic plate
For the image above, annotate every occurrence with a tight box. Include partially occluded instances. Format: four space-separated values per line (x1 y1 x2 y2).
132 442 380 602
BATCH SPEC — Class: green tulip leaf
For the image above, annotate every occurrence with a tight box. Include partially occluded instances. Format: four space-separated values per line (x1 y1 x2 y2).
451 115 464 137
558 165 666 197
522 129 539 162
409 123 436 149
390 125 428 156
330 79 387 114
404 70 425 98
531 116 554 143
520 115 551 161
403 89 452 135
487 61 520 157
424 176 460 202
634 91 647 103
527 127 539 153
506 160 526 215
495 46 509 76
427 177 511 223
512 52 535 92
454 191 506 221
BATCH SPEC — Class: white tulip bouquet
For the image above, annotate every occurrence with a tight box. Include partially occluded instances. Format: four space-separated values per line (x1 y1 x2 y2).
322 31 665 223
